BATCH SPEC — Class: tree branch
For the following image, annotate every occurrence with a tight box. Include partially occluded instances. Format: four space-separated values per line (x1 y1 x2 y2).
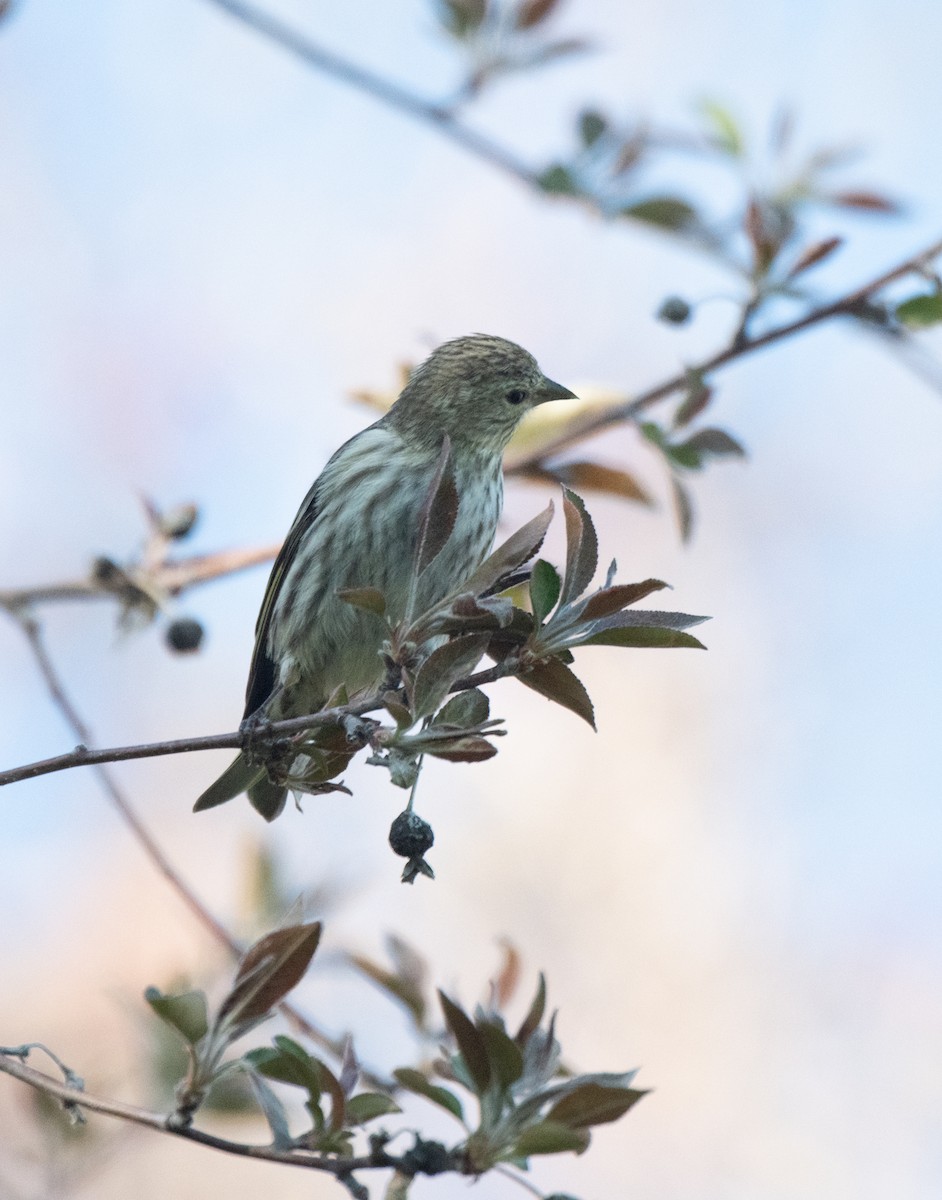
4 611 389 1087
0 543 279 614
505 234 942 471
0 1050 402 1179
0 663 512 788
201 0 544 193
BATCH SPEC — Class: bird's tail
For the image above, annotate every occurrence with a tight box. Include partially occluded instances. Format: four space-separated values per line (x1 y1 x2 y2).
193 753 288 822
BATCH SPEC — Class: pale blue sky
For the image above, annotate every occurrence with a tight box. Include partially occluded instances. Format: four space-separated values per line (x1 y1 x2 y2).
1 3 941 1198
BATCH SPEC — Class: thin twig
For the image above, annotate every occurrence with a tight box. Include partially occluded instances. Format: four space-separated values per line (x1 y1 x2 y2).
0 543 280 614
201 0 542 191
0 1052 405 1178
5 611 388 1085
0 662 511 787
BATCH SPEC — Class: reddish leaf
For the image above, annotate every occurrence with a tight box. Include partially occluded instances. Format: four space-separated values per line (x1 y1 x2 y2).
579 579 669 621
411 633 490 717
828 189 899 213
460 502 554 597
518 656 595 727
554 461 653 506
786 236 843 279
414 437 459 576
218 923 321 1027
515 0 560 28
674 374 714 428
493 940 521 1009
560 489 598 606
547 1082 648 1128
745 196 779 272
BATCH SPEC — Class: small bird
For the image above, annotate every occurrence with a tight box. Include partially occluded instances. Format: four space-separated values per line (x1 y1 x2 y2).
194 334 575 819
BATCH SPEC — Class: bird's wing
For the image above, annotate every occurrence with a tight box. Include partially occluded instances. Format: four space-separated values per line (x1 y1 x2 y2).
241 422 393 720
243 476 321 719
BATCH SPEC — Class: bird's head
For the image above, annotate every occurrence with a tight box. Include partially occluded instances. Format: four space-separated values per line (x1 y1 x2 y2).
389 333 576 456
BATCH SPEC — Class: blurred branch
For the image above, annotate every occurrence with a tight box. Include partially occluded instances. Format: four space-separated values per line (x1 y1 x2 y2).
0 543 279 613
0 1051 405 1180
505 234 942 471
3 609 389 1086
202 0 547 193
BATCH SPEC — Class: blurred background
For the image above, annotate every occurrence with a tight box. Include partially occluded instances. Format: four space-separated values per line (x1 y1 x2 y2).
1 1 941 1197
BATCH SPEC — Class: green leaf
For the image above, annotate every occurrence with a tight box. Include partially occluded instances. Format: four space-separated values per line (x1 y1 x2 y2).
336 587 386 616
621 196 698 230
895 292 942 328
422 735 498 763
479 1020 525 1089
246 1040 322 1095
546 1082 648 1128
699 99 744 155
530 559 561 625
433 687 490 728
578 109 607 147
393 1068 464 1121
578 579 669 621
537 164 580 196
579 626 706 649
671 476 694 542
664 442 703 470
344 1092 401 1126
508 1120 591 1158
517 657 595 728
560 489 598 606
515 973 547 1046
144 987 208 1046
438 991 491 1094
640 420 666 447
435 0 486 38
217 923 321 1028
411 633 490 718
246 1071 293 1147
679 428 746 459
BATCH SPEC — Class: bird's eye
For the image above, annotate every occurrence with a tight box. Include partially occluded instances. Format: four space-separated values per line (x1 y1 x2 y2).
505 389 528 405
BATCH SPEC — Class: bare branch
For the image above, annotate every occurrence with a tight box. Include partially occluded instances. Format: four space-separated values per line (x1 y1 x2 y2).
0 543 279 614
202 0 543 192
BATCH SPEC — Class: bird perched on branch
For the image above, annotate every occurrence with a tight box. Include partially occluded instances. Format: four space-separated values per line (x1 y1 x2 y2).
194 333 575 820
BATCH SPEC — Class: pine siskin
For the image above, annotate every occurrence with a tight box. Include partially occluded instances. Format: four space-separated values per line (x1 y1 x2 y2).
195 333 575 819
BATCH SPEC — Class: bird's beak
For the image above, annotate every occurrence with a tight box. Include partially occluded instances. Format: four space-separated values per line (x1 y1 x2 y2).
535 377 578 405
